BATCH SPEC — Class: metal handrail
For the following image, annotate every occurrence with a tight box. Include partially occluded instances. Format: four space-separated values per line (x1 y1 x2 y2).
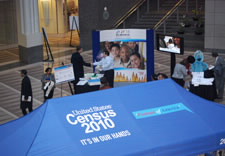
153 0 186 30
112 0 146 29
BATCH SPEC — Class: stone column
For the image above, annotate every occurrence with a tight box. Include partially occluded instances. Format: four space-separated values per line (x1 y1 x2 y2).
16 0 43 64
205 0 225 52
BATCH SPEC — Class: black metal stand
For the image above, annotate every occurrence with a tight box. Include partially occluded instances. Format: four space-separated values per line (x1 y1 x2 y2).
68 82 74 95
61 62 74 95
171 53 176 76
42 27 54 62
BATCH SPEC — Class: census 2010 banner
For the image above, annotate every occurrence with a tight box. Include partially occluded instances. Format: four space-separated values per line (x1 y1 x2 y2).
66 104 132 146
64 98 151 154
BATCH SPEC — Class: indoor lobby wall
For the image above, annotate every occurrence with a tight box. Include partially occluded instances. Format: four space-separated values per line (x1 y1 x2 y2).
79 0 140 50
0 0 17 49
205 0 225 52
38 0 68 34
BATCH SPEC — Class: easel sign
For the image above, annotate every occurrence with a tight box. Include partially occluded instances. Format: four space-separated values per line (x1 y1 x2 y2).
69 16 80 46
69 16 79 30
54 64 75 84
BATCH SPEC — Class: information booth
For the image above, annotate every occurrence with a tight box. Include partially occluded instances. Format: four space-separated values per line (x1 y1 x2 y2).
92 29 155 87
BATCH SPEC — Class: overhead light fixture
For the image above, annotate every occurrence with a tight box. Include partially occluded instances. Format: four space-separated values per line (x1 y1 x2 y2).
103 6 109 20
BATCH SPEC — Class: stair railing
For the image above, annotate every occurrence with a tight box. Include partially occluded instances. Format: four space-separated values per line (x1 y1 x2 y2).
153 0 186 33
112 0 147 29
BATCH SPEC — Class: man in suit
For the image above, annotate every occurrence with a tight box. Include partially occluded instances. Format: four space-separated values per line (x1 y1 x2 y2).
20 69 33 115
212 52 225 99
71 46 91 94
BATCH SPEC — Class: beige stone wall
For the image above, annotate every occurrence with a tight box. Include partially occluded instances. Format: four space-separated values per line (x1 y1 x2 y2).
0 0 17 47
38 0 69 34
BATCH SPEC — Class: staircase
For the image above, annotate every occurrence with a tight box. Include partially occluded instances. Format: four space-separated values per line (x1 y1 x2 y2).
124 0 205 51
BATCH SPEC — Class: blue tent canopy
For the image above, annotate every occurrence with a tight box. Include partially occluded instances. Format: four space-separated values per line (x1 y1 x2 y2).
1 79 225 156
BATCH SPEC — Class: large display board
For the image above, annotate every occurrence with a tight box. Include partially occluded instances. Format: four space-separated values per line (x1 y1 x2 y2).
92 29 154 82
69 16 79 30
54 64 75 84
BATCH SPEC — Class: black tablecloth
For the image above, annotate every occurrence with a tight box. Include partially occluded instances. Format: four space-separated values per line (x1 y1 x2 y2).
190 83 217 101
76 84 100 94
190 69 217 101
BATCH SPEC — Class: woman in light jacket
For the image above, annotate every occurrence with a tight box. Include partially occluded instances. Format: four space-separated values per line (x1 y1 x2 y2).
41 67 55 102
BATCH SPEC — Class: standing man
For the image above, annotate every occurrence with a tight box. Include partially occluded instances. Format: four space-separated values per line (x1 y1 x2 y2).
93 51 114 87
20 69 33 116
71 46 91 94
212 52 225 99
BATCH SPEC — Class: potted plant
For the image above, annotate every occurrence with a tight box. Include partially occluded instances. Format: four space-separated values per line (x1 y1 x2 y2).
192 9 200 21
195 23 204 35
195 27 203 35
177 23 185 34
194 17 204 35
197 17 204 28
182 14 191 27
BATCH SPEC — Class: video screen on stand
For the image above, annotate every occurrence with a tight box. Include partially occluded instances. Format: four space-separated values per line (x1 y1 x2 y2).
156 34 184 55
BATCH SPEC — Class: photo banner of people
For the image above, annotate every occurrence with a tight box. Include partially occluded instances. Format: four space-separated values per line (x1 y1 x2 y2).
97 29 147 82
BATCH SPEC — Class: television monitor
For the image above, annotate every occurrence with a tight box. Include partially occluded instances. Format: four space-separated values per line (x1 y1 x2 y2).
156 34 184 55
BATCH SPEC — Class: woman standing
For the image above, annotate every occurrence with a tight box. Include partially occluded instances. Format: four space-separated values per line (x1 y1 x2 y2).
41 67 55 102
172 56 195 87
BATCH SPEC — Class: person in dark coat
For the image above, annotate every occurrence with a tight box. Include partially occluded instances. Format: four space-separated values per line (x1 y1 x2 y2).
20 69 33 116
71 46 91 94
212 52 225 99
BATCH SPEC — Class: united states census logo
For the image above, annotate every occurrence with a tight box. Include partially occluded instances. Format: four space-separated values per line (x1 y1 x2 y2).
116 30 130 37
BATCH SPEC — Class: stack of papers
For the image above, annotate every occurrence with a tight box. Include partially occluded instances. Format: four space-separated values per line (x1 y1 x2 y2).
88 79 101 86
76 80 88 86
84 73 104 80
76 73 103 86
191 72 214 86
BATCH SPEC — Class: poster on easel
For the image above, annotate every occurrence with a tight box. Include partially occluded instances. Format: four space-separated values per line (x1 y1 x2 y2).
54 64 75 84
69 16 79 30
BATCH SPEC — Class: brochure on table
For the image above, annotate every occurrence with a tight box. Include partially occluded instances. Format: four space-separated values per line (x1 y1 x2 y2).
77 73 103 86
